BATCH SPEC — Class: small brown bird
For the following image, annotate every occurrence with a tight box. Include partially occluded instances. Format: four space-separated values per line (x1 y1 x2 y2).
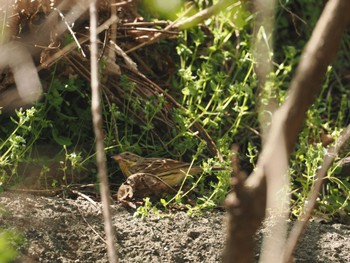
112 152 203 187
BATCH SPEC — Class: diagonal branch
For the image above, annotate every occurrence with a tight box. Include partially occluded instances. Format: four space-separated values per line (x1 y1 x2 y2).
283 124 350 262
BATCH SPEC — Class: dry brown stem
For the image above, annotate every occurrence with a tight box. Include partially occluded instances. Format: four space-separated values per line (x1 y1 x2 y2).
89 1 118 262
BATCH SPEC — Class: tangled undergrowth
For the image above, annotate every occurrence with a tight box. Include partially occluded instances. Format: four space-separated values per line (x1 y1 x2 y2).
0 0 349 221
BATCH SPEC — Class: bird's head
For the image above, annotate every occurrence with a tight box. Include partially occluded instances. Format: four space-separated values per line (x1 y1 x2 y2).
112 152 140 164
112 152 141 176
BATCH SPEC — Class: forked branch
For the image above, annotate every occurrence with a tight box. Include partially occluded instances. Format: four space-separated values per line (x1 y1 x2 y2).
223 0 350 262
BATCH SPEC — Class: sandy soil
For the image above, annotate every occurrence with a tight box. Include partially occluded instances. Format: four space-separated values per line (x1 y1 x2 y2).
0 191 349 262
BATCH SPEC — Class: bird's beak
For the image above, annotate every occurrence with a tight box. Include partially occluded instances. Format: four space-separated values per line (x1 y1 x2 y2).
112 155 121 162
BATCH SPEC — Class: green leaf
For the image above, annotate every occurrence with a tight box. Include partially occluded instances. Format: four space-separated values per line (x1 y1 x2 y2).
51 128 72 146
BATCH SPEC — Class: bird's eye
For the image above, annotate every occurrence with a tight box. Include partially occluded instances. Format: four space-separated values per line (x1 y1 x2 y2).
123 152 131 158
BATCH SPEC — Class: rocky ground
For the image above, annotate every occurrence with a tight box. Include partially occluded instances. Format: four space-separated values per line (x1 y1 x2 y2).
0 191 349 262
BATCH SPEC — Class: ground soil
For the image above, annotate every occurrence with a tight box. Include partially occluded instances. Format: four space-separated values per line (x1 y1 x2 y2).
0 191 349 263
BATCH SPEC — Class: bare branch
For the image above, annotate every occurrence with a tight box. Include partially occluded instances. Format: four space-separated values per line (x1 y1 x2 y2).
224 0 350 262
283 124 350 262
281 0 350 153
89 1 118 262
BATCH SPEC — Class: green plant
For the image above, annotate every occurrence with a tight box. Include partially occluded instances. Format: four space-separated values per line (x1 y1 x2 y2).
0 107 45 185
134 197 160 218
0 228 25 262
116 0 349 217
0 69 95 188
1 0 348 220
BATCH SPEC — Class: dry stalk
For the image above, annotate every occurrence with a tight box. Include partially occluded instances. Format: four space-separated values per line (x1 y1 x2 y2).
89 1 118 262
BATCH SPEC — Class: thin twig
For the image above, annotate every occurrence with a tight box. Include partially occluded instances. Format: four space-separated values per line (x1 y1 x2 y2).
121 27 178 34
110 40 138 72
54 7 86 57
38 14 118 70
110 0 133 7
174 0 241 30
283 124 350 262
77 206 106 243
71 189 99 208
108 0 117 62
122 21 169 26
125 4 194 54
89 1 118 263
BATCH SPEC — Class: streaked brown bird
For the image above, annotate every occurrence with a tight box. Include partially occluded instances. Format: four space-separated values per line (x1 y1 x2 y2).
112 152 203 187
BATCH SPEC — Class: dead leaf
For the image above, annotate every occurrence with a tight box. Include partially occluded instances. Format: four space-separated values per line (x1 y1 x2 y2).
321 129 334 147
115 173 177 208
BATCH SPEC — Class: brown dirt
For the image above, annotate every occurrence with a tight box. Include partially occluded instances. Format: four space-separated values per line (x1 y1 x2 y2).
0 191 349 262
